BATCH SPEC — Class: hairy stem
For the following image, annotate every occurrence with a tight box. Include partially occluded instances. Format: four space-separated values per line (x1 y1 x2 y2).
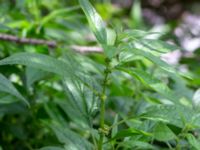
98 59 110 150
175 138 181 150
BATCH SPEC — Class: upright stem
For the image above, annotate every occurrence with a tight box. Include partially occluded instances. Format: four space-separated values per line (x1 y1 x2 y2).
98 59 110 150
175 137 181 150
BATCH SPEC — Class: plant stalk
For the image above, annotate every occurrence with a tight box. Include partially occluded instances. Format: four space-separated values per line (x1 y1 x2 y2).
98 61 110 150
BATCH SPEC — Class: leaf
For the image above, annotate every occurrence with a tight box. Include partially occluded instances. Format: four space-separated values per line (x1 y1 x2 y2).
79 0 107 44
0 74 28 106
111 114 118 138
142 105 196 128
109 128 152 142
118 29 160 41
119 30 175 55
0 23 13 32
138 39 179 54
118 51 143 63
0 53 69 76
59 76 98 127
44 103 68 127
193 88 200 106
0 94 19 104
0 52 99 126
131 0 142 27
103 45 119 59
25 67 50 88
120 44 193 101
118 68 179 103
50 123 93 150
41 6 80 26
186 133 200 150
153 122 176 141
0 102 27 115
106 28 116 46
121 45 177 75
0 52 92 84
40 146 65 150
118 140 157 150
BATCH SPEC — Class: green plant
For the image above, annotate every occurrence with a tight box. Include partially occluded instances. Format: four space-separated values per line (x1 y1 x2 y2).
0 0 200 150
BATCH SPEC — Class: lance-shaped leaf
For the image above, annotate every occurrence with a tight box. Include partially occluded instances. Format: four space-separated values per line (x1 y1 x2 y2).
50 123 93 150
0 53 68 76
118 29 160 41
117 140 157 150
120 45 177 74
117 67 179 103
186 133 200 150
0 52 87 83
120 44 192 100
59 75 98 127
108 128 152 143
25 67 50 88
40 147 65 150
41 6 80 26
79 0 107 44
138 39 179 54
142 105 197 128
0 74 28 106
0 52 99 126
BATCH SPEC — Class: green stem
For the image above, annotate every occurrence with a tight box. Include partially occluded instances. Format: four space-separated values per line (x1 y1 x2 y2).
175 137 181 150
98 60 110 150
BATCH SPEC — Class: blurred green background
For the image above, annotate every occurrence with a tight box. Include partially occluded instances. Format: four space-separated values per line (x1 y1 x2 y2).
0 0 200 149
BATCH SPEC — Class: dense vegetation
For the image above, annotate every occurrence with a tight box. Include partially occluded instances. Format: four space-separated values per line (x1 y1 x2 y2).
0 0 200 150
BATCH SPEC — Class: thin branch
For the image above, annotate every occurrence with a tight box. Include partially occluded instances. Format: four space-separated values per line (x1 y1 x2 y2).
0 33 103 53
0 33 56 47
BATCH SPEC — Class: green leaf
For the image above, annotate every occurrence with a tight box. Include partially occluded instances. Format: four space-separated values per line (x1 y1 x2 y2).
106 28 116 46
0 102 27 115
0 94 19 104
153 122 176 141
79 0 107 44
0 52 92 82
111 114 118 138
50 123 93 150
40 146 65 150
142 105 196 128
131 0 142 27
59 76 98 127
0 74 28 106
118 140 157 150
139 39 179 54
25 67 50 88
120 45 177 75
41 6 80 26
122 38 178 54
0 23 12 32
109 128 152 142
44 103 68 127
118 51 143 63
118 29 160 41
118 68 179 103
120 44 192 101
186 133 200 150
193 88 200 106
0 53 68 76
0 53 99 126
103 45 119 59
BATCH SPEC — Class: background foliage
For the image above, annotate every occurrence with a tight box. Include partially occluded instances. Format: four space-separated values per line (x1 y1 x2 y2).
0 0 200 150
